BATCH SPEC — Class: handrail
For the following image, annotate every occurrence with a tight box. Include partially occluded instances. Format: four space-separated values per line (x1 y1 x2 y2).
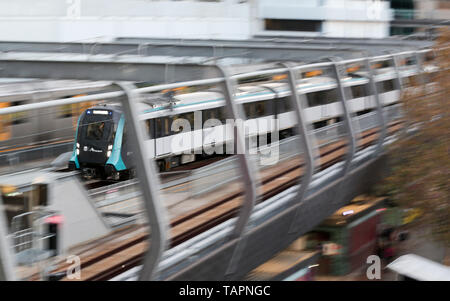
0 48 435 280
330 61 356 176
364 58 386 155
113 82 168 281
215 65 257 280
282 62 316 235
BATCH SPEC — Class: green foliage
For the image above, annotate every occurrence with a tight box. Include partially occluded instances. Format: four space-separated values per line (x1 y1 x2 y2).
375 29 450 246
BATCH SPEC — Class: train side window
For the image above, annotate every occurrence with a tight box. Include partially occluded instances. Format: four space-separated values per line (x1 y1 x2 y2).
312 119 329 130
306 92 320 107
243 102 253 118
171 114 191 134
163 117 170 136
155 117 170 138
384 80 394 92
243 101 267 119
263 99 274 116
276 97 292 114
377 80 395 93
217 106 227 123
155 118 162 138
307 89 337 107
11 101 28 125
202 108 222 123
58 103 73 118
145 119 154 139
254 101 266 117
0 102 11 141
326 89 338 104
182 112 195 129
351 84 368 98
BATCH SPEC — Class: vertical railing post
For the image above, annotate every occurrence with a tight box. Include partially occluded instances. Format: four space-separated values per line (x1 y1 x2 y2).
330 62 356 175
215 66 257 279
0 198 16 280
414 51 426 85
114 82 168 281
391 54 404 92
364 58 387 155
282 63 316 235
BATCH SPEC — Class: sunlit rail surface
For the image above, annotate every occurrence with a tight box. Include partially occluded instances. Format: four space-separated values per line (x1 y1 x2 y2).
0 37 444 281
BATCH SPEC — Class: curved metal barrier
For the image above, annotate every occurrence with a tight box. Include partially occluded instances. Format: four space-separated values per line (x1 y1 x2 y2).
0 47 438 280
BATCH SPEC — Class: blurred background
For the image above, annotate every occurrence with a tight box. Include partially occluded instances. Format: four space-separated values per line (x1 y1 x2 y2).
0 0 448 282
0 0 448 42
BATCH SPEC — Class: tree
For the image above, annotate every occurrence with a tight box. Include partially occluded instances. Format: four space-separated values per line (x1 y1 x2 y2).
376 28 450 246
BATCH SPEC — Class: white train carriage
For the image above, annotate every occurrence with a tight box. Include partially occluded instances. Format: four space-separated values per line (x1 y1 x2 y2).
137 67 405 171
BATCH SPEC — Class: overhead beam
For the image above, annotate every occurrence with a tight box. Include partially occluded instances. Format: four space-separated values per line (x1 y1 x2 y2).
113 37 430 55
116 36 431 47
0 41 365 62
0 53 223 83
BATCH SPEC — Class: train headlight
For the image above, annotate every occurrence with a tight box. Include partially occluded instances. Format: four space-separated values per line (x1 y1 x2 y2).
108 145 113 150
107 150 111 158
77 143 80 148
76 149 80 155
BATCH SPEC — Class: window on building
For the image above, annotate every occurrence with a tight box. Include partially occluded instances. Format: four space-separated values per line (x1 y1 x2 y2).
265 19 322 32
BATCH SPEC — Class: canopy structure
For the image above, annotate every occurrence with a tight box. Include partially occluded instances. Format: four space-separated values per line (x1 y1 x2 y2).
387 254 450 281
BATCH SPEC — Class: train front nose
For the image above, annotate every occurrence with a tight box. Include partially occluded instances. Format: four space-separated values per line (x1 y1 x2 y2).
77 109 115 170
78 144 108 165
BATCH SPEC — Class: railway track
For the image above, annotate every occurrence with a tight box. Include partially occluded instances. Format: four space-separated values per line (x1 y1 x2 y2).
83 155 230 193
44 121 402 281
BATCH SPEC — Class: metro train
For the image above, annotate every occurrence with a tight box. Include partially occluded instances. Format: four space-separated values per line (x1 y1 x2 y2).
68 63 425 180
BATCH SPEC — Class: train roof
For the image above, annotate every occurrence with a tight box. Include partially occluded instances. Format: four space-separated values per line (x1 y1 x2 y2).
134 73 375 116
90 65 413 117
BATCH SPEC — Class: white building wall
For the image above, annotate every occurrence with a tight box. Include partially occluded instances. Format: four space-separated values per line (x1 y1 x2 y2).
0 0 252 41
0 0 393 42
257 0 392 38
322 21 390 38
414 0 450 20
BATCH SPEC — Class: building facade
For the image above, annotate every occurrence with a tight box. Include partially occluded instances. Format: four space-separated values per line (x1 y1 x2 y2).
0 0 394 42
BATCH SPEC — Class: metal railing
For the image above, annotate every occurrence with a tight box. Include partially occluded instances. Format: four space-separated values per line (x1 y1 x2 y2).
10 211 58 266
0 46 437 280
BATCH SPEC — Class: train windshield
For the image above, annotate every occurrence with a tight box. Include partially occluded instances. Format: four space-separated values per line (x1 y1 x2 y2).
86 121 106 140
80 110 114 142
